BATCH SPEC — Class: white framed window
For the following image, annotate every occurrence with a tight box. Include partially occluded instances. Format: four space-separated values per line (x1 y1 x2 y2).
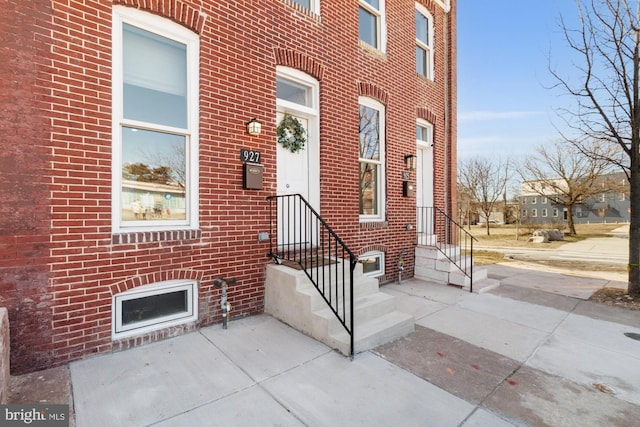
542 196 548 204
415 3 434 79
620 192 627 201
112 6 199 233
600 193 606 202
416 120 433 146
359 251 385 278
576 206 582 217
531 196 537 204
359 97 386 221
359 0 386 52
531 209 537 217
542 208 548 217
113 279 198 339
291 0 319 14
522 209 527 218
553 208 558 217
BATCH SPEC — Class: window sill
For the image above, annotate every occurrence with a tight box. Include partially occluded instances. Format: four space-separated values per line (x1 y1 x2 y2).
358 41 387 59
112 229 201 245
359 221 389 229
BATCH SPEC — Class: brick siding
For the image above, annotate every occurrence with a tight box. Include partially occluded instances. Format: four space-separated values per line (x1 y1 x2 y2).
1 0 456 373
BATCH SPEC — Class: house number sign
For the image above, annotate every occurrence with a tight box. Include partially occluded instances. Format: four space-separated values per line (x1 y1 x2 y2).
240 149 261 163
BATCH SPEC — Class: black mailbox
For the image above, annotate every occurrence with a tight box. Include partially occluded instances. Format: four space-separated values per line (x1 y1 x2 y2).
243 163 263 190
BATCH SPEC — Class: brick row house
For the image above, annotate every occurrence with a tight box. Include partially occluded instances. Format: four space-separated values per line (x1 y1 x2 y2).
1 0 456 374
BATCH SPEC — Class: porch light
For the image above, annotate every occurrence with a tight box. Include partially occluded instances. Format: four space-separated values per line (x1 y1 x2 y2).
404 154 417 171
246 118 262 136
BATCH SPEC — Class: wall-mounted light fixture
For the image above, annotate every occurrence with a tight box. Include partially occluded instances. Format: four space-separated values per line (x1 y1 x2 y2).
246 118 262 136
404 154 417 171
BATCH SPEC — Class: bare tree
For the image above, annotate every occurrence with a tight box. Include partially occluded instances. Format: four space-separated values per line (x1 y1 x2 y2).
457 183 477 229
551 0 640 295
519 140 617 235
458 157 510 235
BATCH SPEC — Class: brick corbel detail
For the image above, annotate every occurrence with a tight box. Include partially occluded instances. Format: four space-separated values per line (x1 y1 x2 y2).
112 0 207 34
274 48 325 81
109 269 205 296
417 107 437 124
357 82 389 105
417 0 437 14
357 244 388 258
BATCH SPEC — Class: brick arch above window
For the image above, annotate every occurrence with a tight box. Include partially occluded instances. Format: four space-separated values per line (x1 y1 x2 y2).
112 0 207 33
273 48 325 81
358 82 389 105
357 245 387 257
417 107 437 124
417 0 438 15
109 269 204 297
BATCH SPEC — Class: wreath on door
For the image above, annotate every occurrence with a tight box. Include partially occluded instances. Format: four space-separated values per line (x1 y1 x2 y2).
277 113 306 153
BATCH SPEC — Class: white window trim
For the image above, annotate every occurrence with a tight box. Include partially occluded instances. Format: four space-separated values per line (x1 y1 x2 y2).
531 197 537 204
416 118 433 147
531 208 537 217
415 3 434 80
359 0 386 53
359 251 385 278
112 6 199 233
112 279 198 339
553 208 558 217
359 96 386 222
291 0 320 15
542 208 547 217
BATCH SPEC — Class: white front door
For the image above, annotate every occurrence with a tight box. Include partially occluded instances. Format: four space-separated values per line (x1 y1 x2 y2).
276 112 310 199
276 111 319 246
416 143 434 245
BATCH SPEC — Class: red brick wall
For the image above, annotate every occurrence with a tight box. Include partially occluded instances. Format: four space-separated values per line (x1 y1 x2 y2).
1 0 456 373
0 0 55 374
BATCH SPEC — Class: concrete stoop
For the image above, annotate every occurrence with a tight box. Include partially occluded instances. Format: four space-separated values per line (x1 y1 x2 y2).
414 246 500 294
265 263 414 355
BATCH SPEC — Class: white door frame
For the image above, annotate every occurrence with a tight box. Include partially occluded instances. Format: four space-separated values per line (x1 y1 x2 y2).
416 120 434 245
275 67 320 210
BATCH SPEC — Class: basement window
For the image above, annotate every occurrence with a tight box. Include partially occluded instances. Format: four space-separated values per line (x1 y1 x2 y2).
113 280 198 339
359 251 385 277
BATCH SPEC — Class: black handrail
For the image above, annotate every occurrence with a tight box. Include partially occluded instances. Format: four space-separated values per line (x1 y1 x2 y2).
417 206 477 292
267 194 357 356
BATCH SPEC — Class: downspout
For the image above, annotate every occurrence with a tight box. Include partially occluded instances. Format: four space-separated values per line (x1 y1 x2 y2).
443 6 451 220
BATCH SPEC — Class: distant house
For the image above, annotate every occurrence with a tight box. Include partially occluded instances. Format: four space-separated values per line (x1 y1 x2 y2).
520 172 630 225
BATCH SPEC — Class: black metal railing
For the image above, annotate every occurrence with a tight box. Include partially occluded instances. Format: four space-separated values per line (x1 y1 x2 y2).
417 206 477 292
267 194 357 356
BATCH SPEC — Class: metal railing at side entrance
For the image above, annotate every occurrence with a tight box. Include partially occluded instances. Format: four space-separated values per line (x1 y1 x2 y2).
416 206 477 292
267 194 357 356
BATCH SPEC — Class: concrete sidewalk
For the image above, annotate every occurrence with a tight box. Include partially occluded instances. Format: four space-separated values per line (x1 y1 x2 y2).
10 271 640 426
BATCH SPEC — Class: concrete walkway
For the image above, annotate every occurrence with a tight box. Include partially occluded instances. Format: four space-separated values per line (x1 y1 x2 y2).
9 258 640 426
59 276 639 427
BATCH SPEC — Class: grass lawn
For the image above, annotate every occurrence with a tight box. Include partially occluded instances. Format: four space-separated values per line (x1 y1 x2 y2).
465 223 626 266
465 223 624 248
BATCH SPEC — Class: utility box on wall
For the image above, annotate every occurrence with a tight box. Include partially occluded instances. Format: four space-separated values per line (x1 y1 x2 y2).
243 163 263 190
403 181 415 197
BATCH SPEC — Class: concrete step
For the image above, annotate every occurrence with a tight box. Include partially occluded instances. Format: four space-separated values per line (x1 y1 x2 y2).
464 277 500 294
315 292 398 335
331 311 415 354
449 267 488 287
265 264 414 356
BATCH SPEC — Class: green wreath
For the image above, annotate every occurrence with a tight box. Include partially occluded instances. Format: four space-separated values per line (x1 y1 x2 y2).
277 113 306 153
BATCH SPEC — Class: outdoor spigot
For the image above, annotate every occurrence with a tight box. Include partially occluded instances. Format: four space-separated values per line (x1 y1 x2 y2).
214 277 236 329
